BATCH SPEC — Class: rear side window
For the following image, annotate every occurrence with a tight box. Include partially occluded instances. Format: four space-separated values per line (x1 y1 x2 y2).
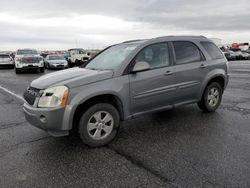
200 41 224 60
173 41 202 64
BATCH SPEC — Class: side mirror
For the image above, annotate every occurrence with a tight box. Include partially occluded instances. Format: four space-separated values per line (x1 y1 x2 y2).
131 61 150 73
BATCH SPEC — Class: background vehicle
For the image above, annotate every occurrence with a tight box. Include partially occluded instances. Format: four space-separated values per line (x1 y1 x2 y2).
15 49 44 74
67 48 90 67
44 54 68 69
23 36 229 147
241 51 250 60
230 48 245 60
223 50 236 61
0 54 14 68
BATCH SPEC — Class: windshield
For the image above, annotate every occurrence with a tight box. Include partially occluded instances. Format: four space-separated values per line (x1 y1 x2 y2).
70 49 86 55
49 55 65 60
17 50 38 55
230 48 241 52
85 44 138 70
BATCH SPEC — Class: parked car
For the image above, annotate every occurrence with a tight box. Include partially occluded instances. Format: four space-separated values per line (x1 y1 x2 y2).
67 48 90 67
15 49 44 74
23 36 229 147
44 54 68 69
241 52 250 60
229 48 249 60
0 54 14 68
223 50 236 61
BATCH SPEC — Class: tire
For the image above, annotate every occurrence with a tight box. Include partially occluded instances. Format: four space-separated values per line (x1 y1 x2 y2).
75 59 80 66
78 103 120 147
39 67 45 73
15 68 21 74
68 59 74 67
198 82 223 112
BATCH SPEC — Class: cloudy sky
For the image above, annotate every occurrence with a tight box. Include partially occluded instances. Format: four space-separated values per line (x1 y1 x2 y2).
0 0 249 51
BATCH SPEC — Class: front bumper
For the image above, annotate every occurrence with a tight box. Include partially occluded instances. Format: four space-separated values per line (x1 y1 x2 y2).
23 103 72 137
49 63 68 68
0 61 14 65
16 62 44 69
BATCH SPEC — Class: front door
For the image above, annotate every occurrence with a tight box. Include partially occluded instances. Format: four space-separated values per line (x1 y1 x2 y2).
129 43 176 114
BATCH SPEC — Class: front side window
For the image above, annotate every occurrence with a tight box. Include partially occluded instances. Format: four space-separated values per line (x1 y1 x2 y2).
135 43 170 68
200 41 224 60
173 41 202 64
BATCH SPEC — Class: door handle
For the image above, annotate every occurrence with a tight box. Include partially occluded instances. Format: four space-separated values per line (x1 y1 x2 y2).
200 64 207 69
164 71 173 76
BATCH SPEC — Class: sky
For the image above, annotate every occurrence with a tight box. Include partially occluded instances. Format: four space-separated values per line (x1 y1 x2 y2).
0 0 250 51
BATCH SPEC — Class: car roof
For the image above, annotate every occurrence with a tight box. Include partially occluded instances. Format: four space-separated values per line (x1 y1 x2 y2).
68 48 85 51
119 35 208 45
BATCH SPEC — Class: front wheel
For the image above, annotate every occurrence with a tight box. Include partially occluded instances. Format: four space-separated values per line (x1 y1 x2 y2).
15 68 21 74
78 103 120 147
39 67 45 73
198 82 223 112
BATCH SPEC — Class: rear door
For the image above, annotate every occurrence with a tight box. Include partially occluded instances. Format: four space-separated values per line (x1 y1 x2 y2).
171 41 208 103
129 42 176 114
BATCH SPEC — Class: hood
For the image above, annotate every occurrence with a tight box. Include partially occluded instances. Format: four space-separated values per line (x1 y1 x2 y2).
31 67 114 89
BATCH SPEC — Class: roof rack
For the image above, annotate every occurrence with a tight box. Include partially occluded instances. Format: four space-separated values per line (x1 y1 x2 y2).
122 39 144 43
155 35 207 39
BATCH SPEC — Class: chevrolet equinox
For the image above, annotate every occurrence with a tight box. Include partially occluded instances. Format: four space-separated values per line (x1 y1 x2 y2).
23 36 229 147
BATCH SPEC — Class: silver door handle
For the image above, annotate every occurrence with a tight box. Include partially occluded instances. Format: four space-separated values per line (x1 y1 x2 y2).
164 71 173 76
200 64 207 69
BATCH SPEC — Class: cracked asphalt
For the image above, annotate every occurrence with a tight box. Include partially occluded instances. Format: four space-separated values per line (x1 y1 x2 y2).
0 61 250 188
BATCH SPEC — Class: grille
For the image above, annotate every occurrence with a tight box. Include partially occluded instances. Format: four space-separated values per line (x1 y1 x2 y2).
23 87 40 106
21 57 40 64
82 57 89 61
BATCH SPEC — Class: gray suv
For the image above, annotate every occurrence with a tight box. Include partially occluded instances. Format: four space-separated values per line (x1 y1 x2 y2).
23 36 229 147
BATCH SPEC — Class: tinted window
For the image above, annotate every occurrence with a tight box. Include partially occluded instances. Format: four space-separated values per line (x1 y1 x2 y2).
173 41 202 64
135 43 170 68
201 42 224 59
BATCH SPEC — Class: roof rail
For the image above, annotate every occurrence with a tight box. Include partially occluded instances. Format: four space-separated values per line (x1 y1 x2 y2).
155 35 207 39
122 39 144 43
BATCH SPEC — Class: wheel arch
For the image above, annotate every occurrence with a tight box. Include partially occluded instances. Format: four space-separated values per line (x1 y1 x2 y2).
199 74 226 101
71 94 124 132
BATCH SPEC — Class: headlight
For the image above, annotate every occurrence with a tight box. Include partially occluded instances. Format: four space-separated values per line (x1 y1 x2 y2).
38 86 69 108
15 57 21 61
39 57 43 61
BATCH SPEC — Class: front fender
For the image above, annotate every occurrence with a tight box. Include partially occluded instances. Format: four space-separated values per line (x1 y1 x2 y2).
66 76 130 130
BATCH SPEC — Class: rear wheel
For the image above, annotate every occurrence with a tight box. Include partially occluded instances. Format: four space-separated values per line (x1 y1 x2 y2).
78 103 120 147
198 82 223 112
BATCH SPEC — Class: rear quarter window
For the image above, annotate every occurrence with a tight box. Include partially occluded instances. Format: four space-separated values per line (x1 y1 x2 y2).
200 41 224 60
173 41 203 65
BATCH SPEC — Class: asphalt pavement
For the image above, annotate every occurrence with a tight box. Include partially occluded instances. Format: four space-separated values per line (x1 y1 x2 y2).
0 61 250 188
